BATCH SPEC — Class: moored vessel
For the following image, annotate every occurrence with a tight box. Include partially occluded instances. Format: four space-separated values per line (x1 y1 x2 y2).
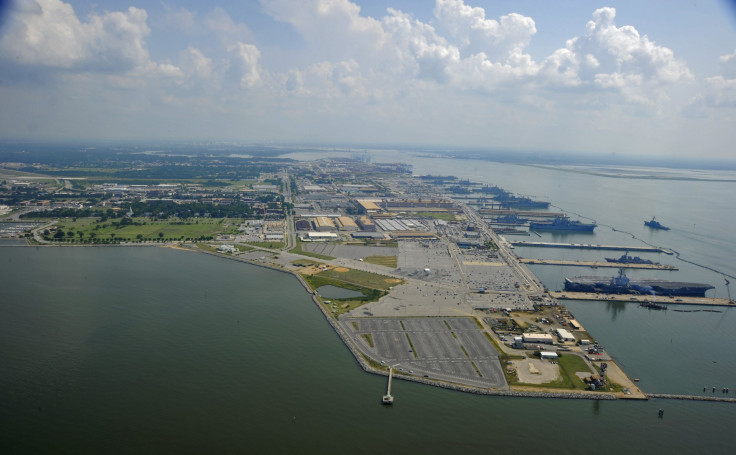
530 217 596 232
564 269 714 297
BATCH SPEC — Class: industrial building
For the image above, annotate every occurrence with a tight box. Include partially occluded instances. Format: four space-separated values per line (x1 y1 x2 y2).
522 333 554 344
313 216 336 232
556 328 575 343
336 216 358 231
301 232 339 241
356 215 376 231
356 200 381 213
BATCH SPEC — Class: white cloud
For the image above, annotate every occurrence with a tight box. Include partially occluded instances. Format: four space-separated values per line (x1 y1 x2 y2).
205 7 254 46
690 50 736 111
179 47 214 81
434 0 536 61
0 0 154 73
232 42 262 88
719 49 736 79
540 6 692 103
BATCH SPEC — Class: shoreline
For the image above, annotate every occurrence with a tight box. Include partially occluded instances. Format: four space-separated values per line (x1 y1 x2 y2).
10 240 734 403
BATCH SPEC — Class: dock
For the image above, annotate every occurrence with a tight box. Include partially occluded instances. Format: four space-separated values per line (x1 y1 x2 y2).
382 367 395 405
479 209 564 218
550 292 735 307
510 241 672 254
519 258 677 270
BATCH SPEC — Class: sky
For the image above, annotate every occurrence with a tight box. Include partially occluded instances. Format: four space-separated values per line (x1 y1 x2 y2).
1 0 736 159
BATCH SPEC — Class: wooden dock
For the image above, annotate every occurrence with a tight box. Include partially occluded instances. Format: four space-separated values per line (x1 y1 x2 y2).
519 258 677 270
550 291 735 307
510 241 672 254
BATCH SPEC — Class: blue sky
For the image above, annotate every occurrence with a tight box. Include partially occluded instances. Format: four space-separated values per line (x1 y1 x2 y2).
1 0 735 159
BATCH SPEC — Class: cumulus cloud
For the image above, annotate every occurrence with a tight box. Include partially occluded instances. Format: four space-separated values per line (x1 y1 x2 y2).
434 0 536 60
232 42 262 88
719 49 736 79
539 7 692 105
0 0 155 73
689 50 736 111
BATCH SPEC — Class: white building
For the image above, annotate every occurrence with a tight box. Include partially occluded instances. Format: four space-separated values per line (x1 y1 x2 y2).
522 333 555 344
556 328 575 343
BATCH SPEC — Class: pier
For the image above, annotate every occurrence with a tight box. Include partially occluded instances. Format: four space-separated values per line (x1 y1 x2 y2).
479 209 564 218
382 367 395 405
550 291 735 307
519 258 677 270
510 241 672 254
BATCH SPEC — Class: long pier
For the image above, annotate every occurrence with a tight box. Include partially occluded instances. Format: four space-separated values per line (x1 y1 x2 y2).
550 291 735 307
479 209 565 218
510 241 672 254
519 258 677 270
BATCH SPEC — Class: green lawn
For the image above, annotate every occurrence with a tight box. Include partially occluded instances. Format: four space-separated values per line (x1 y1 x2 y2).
245 241 285 250
313 268 401 291
413 211 457 221
46 217 236 242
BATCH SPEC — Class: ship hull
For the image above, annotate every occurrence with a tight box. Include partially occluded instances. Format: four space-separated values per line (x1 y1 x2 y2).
529 222 595 231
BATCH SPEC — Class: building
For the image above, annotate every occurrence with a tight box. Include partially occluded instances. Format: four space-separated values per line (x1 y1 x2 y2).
522 333 554 344
356 200 381 213
336 216 358 231
313 216 336 232
540 351 559 360
356 215 376 231
301 232 338 241
568 319 582 330
350 232 388 240
295 219 312 231
556 328 575 343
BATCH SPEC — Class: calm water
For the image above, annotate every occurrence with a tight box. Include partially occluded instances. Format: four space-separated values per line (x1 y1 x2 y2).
316 285 363 299
2 246 735 454
2 155 736 453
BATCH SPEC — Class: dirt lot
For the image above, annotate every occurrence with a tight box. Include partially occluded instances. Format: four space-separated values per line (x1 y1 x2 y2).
513 358 560 384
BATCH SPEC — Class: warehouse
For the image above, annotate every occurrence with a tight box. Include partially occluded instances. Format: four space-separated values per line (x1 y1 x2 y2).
522 333 554 344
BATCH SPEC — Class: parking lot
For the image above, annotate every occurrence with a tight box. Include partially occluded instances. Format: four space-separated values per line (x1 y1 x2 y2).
341 317 507 390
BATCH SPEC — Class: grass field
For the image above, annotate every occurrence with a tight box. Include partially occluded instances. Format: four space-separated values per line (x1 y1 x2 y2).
413 211 457 221
362 255 398 268
306 267 403 318
47 217 240 242
245 241 285 249
312 268 401 291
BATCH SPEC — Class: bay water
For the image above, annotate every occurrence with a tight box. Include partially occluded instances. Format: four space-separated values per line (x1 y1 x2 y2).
3 153 736 453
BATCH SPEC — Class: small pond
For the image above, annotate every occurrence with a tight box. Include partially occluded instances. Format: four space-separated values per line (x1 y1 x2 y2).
316 285 363 299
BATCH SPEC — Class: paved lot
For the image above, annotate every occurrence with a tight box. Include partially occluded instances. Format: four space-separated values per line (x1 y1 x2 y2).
341 316 507 390
304 243 398 260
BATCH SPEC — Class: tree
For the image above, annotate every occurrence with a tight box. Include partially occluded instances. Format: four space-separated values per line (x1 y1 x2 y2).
158 232 164 238
77 231 84 240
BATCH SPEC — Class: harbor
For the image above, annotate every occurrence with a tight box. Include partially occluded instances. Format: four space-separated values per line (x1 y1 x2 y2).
519 258 677 270
510 241 673 254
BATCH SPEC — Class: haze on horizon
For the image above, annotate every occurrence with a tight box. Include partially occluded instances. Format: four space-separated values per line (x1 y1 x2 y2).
0 0 735 160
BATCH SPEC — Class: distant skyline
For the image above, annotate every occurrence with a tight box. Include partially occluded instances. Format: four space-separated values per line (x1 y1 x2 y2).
1 0 735 159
